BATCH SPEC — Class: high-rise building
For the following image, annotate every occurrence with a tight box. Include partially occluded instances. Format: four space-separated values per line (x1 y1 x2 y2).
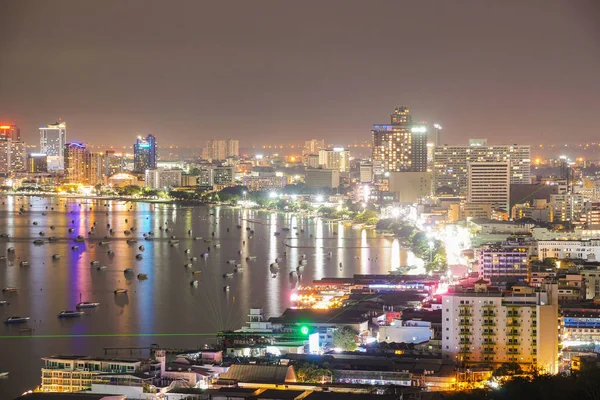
64 142 90 183
27 153 48 173
89 153 104 186
433 141 530 195
204 139 239 161
40 121 67 171
318 148 350 172
305 168 340 189
372 106 427 173
467 162 510 211
104 150 123 177
359 163 373 183
0 123 20 141
442 282 558 374
0 124 26 175
303 139 325 155
133 135 157 173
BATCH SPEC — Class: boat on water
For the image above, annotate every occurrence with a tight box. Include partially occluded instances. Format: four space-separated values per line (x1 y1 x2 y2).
114 289 128 294
20 261 29 267
124 268 134 274
52 254 60 260
144 237 153 241
0 372 8 378
201 253 209 258
226 260 236 264
97 265 107 271
0 300 9 305
76 302 99 309
48 236 59 241
7 247 14 252
192 270 201 275
184 263 192 268
190 256 198 261
58 310 85 318
90 260 99 266
136 254 143 260
2 287 17 293
190 280 199 287
0 256 6 260
223 285 230 291
214 244 221 248
33 239 44 245
126 239 137 244
71 246 79 250
0 233 9 238
234 266 243 272
99 241 110 245
75 236 85 242
246 256 257 261
223 272 234 278
4 316 29 324
137 273 148 280
193 237 202 240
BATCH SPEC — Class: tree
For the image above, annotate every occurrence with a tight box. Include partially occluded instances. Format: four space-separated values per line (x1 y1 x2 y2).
493 362 523 377
332 326 358 351
295 363 333 383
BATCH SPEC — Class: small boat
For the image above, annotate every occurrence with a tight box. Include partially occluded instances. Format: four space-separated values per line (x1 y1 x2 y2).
2 287 17 293
137 273 148 280
48 236 58 241
234 266 243 272
4 316 29 324
136 254 143 260
226 260 236 264
204 239 211 243
52 254 60 260
114 289 128 294
97 265 107 271
0 372 9 378
71 246 79 250
126 239 137 244
124 230 131 235
168 239 179 244
139 245 145 251
38 231 45 236
0 300 9 305
270 263 279 268
170 242 179 248
214 244 221 248
223 272 234 278
274 232 281 236
184 249 191 254
184 263 192 268
68 228 74 233
90 260 99 266
144 237 153 241
223 285 230 291
201 253 209 258
124 268 134 274
58 310 84 318
190 280 199 287
75 237 84 243
107 250 115 256
99 241 110 245
0 256 5 260
33 239 44 245
190 256 198 261
193 237 202 240
6 247 14 252
246 256 257 261
192 270 201 275
20 261 29 267
76 302 99 309
0 233 9 238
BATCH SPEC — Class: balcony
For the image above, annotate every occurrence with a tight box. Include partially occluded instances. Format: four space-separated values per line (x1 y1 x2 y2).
507 312 520 318
459 312 473 317
507 330 519 336
482 321 496 327
459 347 472 354
507 321 520 327
459 330 472 336
482 330 495 336
482 312 496 317
507 341 520 347
459 319 472 326
483 347 496 354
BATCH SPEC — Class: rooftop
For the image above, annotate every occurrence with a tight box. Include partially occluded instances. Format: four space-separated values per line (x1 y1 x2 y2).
269 308 369 325
219 364 296 384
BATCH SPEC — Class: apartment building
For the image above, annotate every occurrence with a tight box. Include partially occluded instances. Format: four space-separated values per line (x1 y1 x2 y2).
39 355 160 392
441 282 558 374
476 243 530 280
537 239 600 261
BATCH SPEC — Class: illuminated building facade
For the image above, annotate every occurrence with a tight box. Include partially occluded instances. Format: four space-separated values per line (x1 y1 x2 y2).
442 283 558 374
467 162 510 211
40 121 67 170
0 124 26 175
372 106 427 173
104 150 123 177
204 139 239 161
64 142 90 183
305 168 340 189
303 139 325 155
433 140 530 195
144 168 182 189
133 134 157 173
318 148 350 172
27 153 48 173
476 242 529 280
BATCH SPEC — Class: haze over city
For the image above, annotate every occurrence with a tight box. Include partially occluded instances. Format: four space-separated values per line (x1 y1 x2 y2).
1 0 599 147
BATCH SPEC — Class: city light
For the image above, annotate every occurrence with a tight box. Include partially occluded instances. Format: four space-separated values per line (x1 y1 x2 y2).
269 192 278 199
411 126 427 133
300 326 309 335
315 195 324 202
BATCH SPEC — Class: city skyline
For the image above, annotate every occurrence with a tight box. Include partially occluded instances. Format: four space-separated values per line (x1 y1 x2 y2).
1 1 599 146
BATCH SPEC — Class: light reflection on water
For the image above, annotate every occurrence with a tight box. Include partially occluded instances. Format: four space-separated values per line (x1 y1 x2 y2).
0 196 416 398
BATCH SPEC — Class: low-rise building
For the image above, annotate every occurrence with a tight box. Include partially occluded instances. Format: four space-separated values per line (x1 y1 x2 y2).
304 168 340 189
476 242 530 280
145 168 182 189
537 239 600 261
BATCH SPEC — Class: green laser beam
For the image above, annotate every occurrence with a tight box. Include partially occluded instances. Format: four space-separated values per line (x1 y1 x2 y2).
0 333 219 339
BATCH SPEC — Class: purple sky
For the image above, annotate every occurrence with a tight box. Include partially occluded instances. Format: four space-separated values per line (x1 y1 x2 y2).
0 0 599 148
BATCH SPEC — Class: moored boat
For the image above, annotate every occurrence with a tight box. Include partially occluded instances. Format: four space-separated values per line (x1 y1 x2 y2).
2 287 17 293
58 310 85 318
76 302 99 309
114 289 128 294
137 273 148 280
4 316 29 324
124 268 134 274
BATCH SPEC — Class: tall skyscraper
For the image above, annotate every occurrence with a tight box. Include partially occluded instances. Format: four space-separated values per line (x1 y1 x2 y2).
303 139 325 155
0 124 20 141
27 153 48 173
64 142 89 183
133 134 157 173
204 139 239 161
372 106 427 173
104 150 123 177
40 121 67 171
467 162 510 211
0 123 26 175
433 141 530 195
318 148 350 172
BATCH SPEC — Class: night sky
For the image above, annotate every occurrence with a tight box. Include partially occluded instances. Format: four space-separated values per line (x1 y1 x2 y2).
0 0 598 148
